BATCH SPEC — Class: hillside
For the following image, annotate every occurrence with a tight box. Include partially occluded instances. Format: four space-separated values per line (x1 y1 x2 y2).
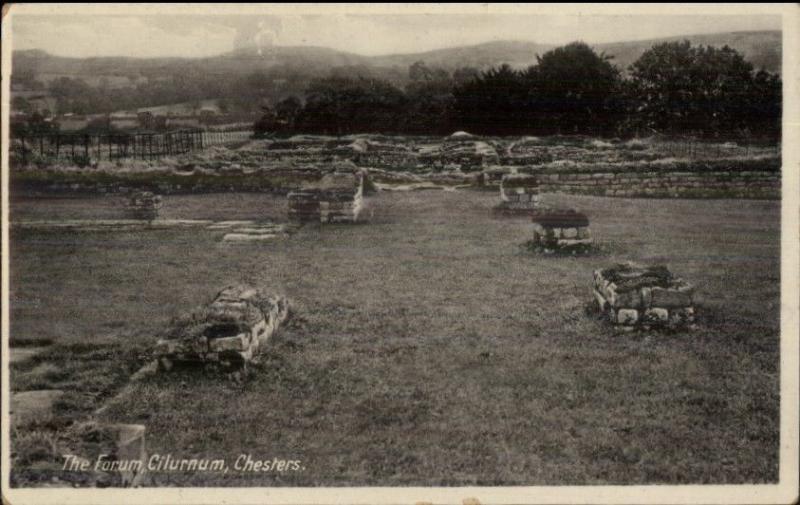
367 40 556 71
10 30 781 117
596 30 781 73
13 30 781 86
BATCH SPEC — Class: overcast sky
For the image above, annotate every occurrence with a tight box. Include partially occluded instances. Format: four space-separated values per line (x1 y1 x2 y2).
10 10 783 58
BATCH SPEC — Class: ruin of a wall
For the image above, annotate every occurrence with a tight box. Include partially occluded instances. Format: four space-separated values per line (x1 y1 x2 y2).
535 170 780 199
508 157 781 199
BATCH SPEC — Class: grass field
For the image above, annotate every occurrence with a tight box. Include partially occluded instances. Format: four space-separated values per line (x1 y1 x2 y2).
9 189 780 486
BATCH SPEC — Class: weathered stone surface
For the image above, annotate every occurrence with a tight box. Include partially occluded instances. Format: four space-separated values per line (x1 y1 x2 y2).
156 284 290 369
643 307 669 323
532 208 590 228
562 227 578 239
288 168 364 223
593 262 696 330
617 308 639 325
651 284 694 308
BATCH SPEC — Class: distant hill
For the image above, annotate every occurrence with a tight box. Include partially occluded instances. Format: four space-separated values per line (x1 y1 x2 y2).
11 30 781 116
367 40 556 71
13 30 780 85
368 31 781 73
596 30 781 74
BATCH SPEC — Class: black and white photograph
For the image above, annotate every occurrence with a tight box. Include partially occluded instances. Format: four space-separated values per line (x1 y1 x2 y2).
1 4 798 505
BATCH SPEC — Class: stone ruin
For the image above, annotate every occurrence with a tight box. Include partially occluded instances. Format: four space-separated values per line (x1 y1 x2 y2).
126 191 162 221
493 173 541 216
418 138 500 171
593 262 696 331
482 167 512 188
155 284 289 371
530 208 593 253
287 168 364 223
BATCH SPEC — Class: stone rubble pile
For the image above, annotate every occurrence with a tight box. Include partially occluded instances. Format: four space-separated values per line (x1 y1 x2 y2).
126 191 162 221
287 168 364 223
593 262 696 331
155 284 289 370
531 208 593 252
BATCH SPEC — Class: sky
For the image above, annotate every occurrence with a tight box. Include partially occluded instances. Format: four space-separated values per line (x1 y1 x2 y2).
8 8 783 59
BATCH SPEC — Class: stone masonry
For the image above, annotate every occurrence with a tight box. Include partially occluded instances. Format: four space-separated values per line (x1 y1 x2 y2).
287 169 364 223
531 208 592 252
593 262 696 331
155 284 289 370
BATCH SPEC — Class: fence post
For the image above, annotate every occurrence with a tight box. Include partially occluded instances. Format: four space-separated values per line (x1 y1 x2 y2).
21 135 27 165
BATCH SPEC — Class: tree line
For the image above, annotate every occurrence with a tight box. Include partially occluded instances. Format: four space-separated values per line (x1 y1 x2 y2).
256 40 781 140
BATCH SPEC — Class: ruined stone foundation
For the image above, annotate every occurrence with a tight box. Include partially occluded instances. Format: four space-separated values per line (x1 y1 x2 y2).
593 262 696 331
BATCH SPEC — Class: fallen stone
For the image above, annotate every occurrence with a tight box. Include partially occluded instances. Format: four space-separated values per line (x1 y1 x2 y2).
222 233 278 242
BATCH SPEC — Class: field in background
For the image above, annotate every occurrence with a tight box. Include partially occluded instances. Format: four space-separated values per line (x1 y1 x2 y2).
9 189 779 486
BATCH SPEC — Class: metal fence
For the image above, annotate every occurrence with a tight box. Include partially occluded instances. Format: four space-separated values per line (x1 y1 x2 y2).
12 128 253 165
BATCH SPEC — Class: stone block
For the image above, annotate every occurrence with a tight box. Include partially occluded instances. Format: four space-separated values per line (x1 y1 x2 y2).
562 227 578 239
208 333 248 352
617 308 639 325
593 289 608 311
615 289 642 308
556 238 593 247
643 308 669 323
651 284 694 308
640 287 652 308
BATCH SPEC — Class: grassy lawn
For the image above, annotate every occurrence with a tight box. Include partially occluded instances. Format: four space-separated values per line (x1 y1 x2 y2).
9 189 779 486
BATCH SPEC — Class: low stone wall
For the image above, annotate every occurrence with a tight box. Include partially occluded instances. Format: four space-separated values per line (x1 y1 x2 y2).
528 158 781 199
537 171 779 199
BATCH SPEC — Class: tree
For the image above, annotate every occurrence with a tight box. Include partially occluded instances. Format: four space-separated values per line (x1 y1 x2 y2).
11 96 34 114
296 76 407 135
628 40 778 138
528 41 622 135
275 96 303 132
452 64 526 135
452 67 480 86
404 63 455 134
